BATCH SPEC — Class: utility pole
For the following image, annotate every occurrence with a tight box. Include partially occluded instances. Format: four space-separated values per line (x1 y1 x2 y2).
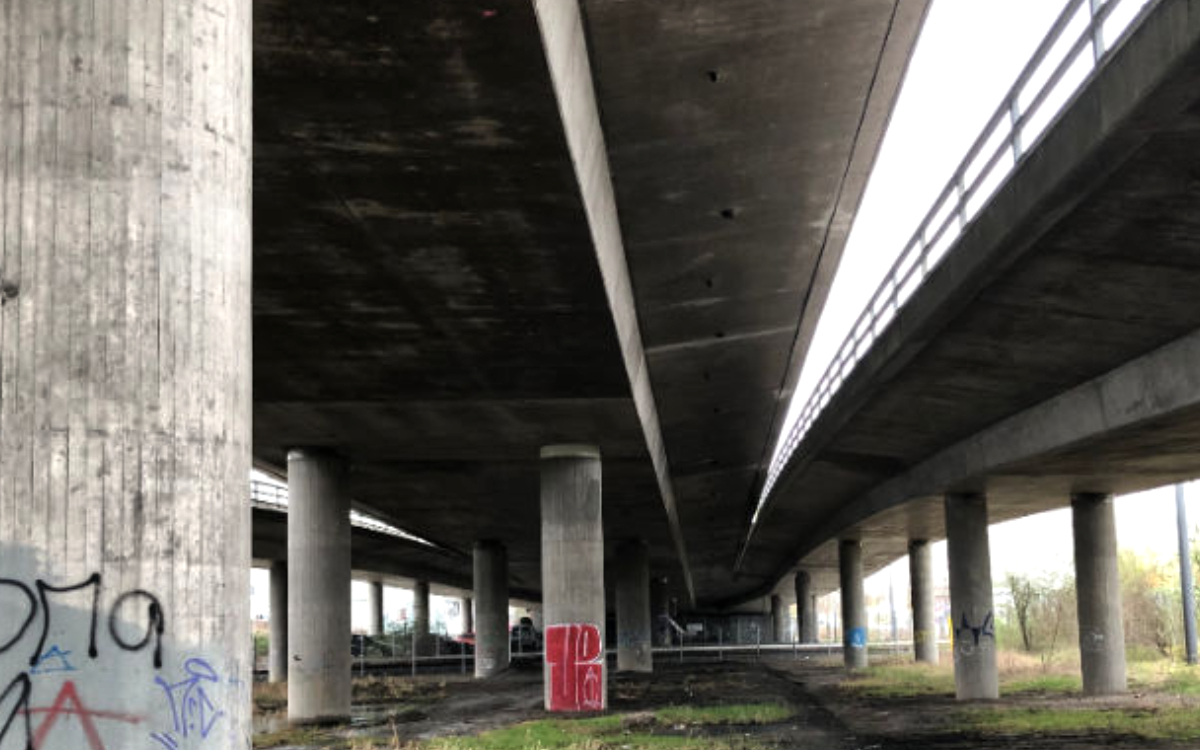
1177 484 1198 665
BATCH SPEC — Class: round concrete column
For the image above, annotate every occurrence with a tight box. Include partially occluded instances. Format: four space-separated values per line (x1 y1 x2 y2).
840 540 868 669
771 594 788 643
540 444 606 712
270 561 290 683
616 539 653 672
795 571 817 644
413 580 432 656
288 449 352 724
945 493 999 700
1072 493 1128 695
367 580 385 637
909 540 938 664
462 597 475 635
0 0 252 745
474 540 510 677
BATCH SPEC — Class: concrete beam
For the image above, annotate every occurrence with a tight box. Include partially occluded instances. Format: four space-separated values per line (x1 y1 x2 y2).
1072 493 1127 695
532 0 694 604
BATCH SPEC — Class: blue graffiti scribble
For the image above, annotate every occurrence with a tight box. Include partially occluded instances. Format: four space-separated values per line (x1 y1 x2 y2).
29 644 77 675
848 627 867 649
151 657 225 746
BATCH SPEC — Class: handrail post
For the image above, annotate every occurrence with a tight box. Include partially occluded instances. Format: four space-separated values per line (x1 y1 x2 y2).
1008 97 1024 160
1088 0 1106 61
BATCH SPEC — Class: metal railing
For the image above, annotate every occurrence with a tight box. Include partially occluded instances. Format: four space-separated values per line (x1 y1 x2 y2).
752 0 1158 526
250 478 434 545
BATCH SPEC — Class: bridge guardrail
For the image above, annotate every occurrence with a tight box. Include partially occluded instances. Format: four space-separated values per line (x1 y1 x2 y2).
751 0 1158 531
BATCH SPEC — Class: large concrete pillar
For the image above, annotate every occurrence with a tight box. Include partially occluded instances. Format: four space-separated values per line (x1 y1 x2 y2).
795 571 817 644
540 444 606 712
413 580 432 656
1072 493 1127 695
616 539 653 672
840 540 868 669
270 561 290 683
0 0 252 745
945 493 999 700
462 597 474 635
367 580 385 637
289 449 352 724
909 540 938 664
771 594 787 643
474 540 510 677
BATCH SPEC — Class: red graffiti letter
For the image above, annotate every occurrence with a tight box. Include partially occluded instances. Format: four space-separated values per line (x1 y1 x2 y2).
545 623 604 712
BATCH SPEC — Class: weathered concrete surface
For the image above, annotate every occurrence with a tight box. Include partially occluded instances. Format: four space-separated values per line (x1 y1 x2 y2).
474 541 509 678
615 539 653 672
271 561 289 683
249 0 928 608
0 0 252 744
909 540 937 664
840 541 868 670
289 449 353 724
1072 493 1127 696
946 494 998 701
744 0 1200 599
541 446 606 711
796 571 817 644
414 580 432 657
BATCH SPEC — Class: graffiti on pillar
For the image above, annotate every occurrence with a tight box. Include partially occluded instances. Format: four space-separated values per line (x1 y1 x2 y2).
149 657 226 748
955 611 995 657
545 624 603 711
0 573 169 749
1081 627 1106 654
847 627 867 649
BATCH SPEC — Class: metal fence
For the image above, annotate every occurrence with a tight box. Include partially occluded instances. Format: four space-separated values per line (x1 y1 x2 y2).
753 0 1159 526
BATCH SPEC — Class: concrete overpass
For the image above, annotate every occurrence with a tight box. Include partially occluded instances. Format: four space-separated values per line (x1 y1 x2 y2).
742 0 1200 699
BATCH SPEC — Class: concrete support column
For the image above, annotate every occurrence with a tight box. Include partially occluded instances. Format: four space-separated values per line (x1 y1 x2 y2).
413 580 432 656
945 493 999 700
462 597 474 635
840 540 868 669
288 449 352 724
0 0 252 745
270 561 289 683
474 540 510 678
795 571 817 644
1072 493 1127 695
771 594 787 643
367 580 385 637
909 540 938 664
540 444 606 712
616 539 653 672
651 577 672 646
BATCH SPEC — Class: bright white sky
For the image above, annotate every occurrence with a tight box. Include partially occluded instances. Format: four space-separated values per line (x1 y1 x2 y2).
767 0 1175 591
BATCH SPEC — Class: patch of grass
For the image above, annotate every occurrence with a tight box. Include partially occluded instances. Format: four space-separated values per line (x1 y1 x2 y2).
654 703 794 725
842 663 956 698
961 706 1200 741
354 676 448 705
253 681 288 713
1003 673 1080 695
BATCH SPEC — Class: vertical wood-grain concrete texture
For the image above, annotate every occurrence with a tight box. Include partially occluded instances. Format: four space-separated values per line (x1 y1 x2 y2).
945 494 998 700
840 541 867 669
367 580 385 637
288 450 352 724
474 541 509 678
1072 493 1127 695
541 445 606 711
795 571 817 643
271 561 290 682
909 540 938 664
616 539 652 672
0 0 251 745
